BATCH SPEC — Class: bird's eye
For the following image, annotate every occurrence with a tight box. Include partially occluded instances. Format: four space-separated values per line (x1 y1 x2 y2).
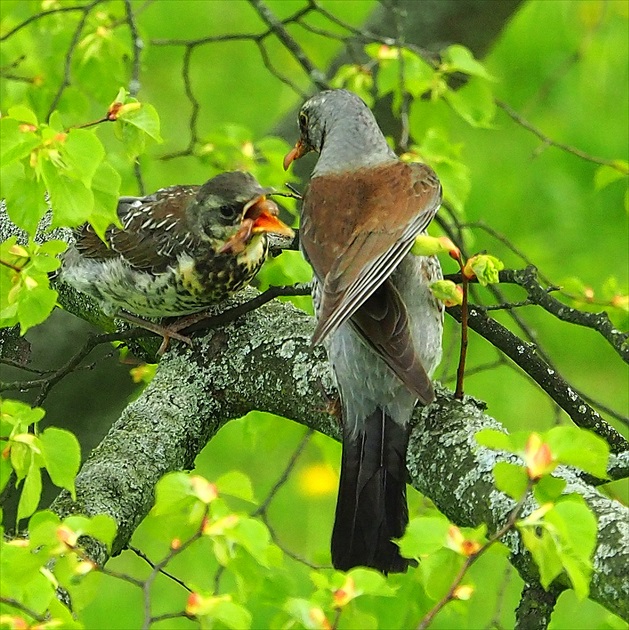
298 112 308 130
218 203 240 223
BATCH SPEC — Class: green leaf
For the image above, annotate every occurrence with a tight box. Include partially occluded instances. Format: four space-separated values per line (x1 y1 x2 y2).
420 548 464 600
285 599 329 630
493 461 529 500
39 240 68 257
0 452 12 494
17 460 42 523
119 102 162 142
190 594 252 630
330 65 374 107
520 525 563 589
42 162 94 228
429 279 462 305
216 470 255 502
534 475 566 504
398 516 450 557
83 514 117 549
445 78 496 128
0 118 41 168
47 596 83 629
411 235 457 257
152 471 199 516
16 276 58 334
3 170 48 236
212 598 252 629
89 161 122 240
0 400 46 434
414 127 471 214
545 426 609 479
348 567 396 596
546 496 597 599
475 428 513 452
443 45 496 80
231 517 273 565
465 254 504 286
10 440 34 481
8 105 39 126
63 129 105 187
28 510 61 548
40 427 81 499
594 163 628 190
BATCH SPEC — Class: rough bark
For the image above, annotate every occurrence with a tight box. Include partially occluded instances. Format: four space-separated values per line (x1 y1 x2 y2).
47 287 628 621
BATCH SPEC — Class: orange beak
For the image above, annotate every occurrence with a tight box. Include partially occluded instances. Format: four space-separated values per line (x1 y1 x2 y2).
283 140 307 171
246 196 294 237
219 195 294 255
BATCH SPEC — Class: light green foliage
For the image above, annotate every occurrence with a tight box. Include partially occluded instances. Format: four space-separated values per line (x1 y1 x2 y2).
0 237 65 334
0 90 159 337
282 567 396 629
410 128 471 215
1 1 626 628
476 426 610 479
477 426 607 599
429 279 463 306
518 496 597 599
0 509 116 625
0 400 81 523
464 254 505 285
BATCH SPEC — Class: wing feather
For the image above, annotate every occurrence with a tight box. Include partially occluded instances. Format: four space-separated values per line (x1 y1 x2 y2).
301 161 441 345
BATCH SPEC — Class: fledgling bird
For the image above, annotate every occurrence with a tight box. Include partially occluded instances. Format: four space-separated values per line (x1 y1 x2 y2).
284 89 444 573
61 171 294 351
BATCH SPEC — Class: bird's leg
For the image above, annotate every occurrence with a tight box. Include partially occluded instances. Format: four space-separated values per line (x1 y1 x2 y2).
115 311 194 356
316 380 342 423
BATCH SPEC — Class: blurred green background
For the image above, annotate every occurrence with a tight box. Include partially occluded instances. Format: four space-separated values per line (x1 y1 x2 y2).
1 0 627 628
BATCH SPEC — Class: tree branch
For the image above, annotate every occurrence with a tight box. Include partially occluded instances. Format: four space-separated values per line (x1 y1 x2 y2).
48 289 628 621
446 304 629 456
514 582 561 630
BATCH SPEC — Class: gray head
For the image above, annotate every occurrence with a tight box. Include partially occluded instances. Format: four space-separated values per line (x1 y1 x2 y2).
284 89 396 174
187 171 292 245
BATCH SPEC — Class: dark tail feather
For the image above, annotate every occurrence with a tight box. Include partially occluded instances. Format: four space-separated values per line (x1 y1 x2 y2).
331 408 411 574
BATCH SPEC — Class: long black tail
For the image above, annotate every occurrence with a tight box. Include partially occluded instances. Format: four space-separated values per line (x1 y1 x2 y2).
331 408 411 574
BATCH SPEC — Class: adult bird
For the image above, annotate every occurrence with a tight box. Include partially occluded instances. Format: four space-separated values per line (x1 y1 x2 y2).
61 171 294 353
284 89 443 573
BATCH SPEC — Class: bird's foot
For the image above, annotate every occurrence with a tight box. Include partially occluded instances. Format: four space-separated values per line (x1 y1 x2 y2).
116 312 195 356
315 380 342 423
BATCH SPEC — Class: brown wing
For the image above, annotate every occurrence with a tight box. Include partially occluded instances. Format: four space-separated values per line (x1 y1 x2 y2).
74 186 200 273
351 279 434 404
301 161 441 345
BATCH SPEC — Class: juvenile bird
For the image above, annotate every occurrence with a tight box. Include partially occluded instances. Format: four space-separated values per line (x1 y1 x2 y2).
284 89 443 573
61 171 294 351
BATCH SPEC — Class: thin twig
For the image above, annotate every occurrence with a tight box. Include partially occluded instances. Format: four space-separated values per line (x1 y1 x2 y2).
446 304 629 456
455 259 468 399
0 597 47 622
253 428 313 516
417 479 534 630
47 0 102 118
126 545 192 593
0 4 93 42
247 0 328 90
497 99 628 173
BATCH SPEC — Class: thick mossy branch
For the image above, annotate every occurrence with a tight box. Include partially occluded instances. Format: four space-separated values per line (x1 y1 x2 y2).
50 288 628 621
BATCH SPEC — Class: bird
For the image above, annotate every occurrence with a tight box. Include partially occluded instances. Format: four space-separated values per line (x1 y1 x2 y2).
60 171 294 352
284 89 444 573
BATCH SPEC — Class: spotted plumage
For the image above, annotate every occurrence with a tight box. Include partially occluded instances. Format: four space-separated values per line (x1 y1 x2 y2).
61 171 294 320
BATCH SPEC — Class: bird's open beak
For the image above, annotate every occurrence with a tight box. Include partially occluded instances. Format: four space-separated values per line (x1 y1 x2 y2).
245 195 294 237
283 139 307 171
219 195 294 255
